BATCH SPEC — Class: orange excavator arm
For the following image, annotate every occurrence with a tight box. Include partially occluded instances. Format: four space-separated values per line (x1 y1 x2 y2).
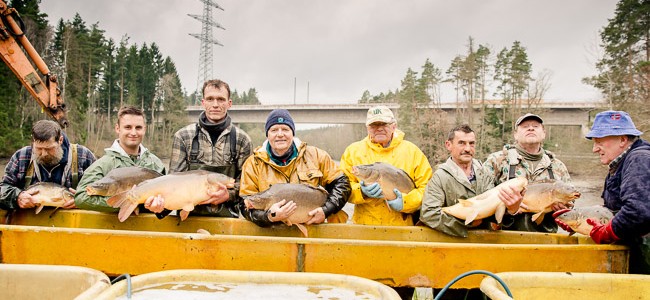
0 0 68 128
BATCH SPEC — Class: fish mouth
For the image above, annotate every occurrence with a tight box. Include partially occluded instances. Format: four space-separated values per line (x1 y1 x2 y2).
572 192 581 199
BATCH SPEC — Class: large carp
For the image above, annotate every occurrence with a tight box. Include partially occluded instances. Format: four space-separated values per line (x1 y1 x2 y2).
554 206 614 236
351 162 415 200
519 180 581 224
24 182 74 214
243 183 328 237
442 177 528 225
107 170 235 222
86 166 162 197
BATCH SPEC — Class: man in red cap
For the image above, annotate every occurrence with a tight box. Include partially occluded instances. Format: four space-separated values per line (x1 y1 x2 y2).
556 110 649 274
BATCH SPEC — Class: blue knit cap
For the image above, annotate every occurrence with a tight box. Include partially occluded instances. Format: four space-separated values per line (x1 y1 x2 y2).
585 110 643 139
265 109 295 136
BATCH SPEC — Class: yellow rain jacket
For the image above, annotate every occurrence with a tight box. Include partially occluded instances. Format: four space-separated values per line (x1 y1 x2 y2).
239 138 350 226
340 129 432 226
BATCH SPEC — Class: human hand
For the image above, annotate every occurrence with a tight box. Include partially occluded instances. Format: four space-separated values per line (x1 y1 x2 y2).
386 189 404 211
306 207 326 225
267 199 297 222
17 190 38 208
552 209 575 234
587 219 619 244
360 181 383 198
551 201 574 211
144 194 165 213
199 182 229 205
497 185 526 214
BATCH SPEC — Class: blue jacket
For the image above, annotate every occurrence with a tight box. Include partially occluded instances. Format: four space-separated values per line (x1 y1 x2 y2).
604 139 650 241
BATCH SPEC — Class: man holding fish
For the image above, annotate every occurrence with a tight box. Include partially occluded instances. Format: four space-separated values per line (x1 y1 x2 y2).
75 106 166 213
340 106 433 226
239 109 351 233
420 125 523 237
169 79 253 217
482 113 573 232
557 111 650 274
1 120 96 212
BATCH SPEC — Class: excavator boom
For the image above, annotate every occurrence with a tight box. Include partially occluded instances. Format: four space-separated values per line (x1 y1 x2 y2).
0 0 68 128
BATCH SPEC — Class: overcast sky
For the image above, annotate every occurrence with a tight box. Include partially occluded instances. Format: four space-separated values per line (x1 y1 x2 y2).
39 0 618 105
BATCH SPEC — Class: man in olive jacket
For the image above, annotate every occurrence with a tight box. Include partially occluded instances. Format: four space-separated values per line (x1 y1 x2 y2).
75 106 166 212
420 125 522 237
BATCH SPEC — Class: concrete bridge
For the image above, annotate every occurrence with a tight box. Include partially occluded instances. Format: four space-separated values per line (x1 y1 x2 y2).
186 102 602 127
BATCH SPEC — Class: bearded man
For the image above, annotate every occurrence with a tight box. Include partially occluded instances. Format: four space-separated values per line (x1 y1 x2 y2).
0 120 96 211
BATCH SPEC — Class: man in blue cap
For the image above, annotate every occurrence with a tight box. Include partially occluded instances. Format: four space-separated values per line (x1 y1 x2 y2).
557 110 649 274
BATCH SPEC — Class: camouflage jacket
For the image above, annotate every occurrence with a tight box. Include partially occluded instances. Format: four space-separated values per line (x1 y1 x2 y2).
482 144 571 232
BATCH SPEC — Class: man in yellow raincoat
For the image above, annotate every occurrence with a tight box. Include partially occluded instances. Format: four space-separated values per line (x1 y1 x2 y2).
239 109 350 227
340 106 433 226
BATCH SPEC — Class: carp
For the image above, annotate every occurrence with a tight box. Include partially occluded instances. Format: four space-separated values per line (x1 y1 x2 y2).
24 182 74 214
554 206 614 236
351 162 415 200
243 183 328 237
107 170 235 222
442 177 528 225
519 180 581 224
86 166 162 197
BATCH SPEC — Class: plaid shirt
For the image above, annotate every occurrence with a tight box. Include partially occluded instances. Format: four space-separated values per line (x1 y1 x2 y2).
169 122 252 173
0 140 96 210
608 143 634 174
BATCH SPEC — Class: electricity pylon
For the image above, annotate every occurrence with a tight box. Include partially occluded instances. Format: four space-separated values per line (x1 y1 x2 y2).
189 0 225 102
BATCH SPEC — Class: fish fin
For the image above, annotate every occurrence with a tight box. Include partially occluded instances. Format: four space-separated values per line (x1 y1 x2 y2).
117 202 139 222
568 231 576 236
458 199 474 207
532 212 544 225
464 210 480 225
35 205 44 214
134 207 140 216
180 210 190 221
495 203 506 224
295 224 308 237
48 207 60 218
106 191 128 208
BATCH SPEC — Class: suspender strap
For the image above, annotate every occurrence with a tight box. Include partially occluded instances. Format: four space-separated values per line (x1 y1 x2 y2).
548 167 555 180
508 164 516 180
25 161 34 187
189 123 201 163
229 127 238 165
71 143 79 188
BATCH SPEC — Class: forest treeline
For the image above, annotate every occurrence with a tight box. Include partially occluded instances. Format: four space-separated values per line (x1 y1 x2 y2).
0 0 260 158
358 0 649 161
0 0 647 165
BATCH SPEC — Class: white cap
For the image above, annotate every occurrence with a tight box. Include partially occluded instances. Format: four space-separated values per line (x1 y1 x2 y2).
366 106 395 126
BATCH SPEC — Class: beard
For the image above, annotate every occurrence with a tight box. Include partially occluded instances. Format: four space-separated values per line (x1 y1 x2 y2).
34 146 64 168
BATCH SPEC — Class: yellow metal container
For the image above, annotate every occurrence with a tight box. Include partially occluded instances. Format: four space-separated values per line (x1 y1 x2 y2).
480 272 650 300
94 269 400 299
0 264 110 300
0 223 628 289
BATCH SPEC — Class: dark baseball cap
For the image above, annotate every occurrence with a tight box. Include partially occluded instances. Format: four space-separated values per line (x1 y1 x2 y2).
515 113 543 127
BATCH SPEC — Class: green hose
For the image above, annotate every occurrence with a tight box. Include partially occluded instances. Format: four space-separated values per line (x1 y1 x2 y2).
433 270 513 300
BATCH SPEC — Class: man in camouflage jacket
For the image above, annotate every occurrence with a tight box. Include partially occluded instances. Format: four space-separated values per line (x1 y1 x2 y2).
482 113 572 232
